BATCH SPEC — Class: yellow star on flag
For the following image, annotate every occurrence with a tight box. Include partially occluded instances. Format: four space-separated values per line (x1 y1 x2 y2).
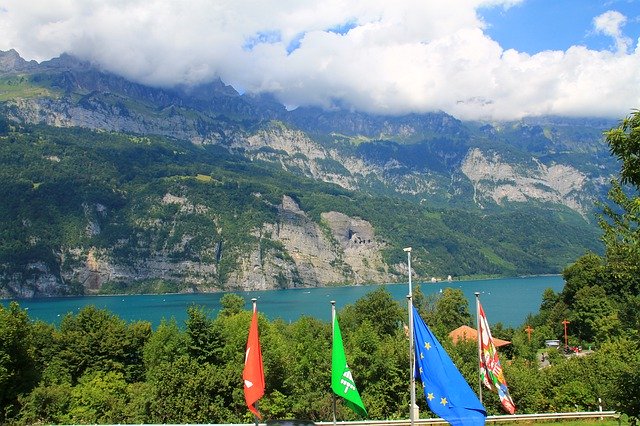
427 393 434 401
440 397 448 406
424 342 431 350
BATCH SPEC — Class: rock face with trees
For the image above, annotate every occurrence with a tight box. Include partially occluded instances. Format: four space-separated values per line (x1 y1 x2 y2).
0 116 604 297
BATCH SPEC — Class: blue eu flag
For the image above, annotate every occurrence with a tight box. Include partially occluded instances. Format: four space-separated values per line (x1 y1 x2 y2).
412 305 486 426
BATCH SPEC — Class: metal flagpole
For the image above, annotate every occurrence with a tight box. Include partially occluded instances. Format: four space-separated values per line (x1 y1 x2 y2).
331 300 337 426
474 292 483 404
405 247 413 295
404 247 415 426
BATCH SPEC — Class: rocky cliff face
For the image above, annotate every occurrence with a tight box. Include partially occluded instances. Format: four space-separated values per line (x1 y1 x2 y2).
0 195 397 297
461 148 591 214
0 49 38 73
226 196 393 290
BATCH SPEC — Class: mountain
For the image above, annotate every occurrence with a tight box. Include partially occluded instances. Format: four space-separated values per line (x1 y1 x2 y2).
0 50 615 297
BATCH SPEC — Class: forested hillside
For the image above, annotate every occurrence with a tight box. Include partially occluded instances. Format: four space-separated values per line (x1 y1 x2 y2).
0 116 602 296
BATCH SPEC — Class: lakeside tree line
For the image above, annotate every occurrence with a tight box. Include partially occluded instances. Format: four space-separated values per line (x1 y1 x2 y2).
0 275 639 425
1 112 640 424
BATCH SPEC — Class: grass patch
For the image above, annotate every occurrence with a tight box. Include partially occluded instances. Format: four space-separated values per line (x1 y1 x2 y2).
486 418 625 426
0 75 58 101
487 419 629 426
480 246 516 270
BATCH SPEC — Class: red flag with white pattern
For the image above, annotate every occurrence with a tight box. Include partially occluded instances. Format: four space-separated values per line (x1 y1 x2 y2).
243 304 265 419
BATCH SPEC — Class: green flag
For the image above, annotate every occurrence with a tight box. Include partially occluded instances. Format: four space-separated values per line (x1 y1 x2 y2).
331 315 367 417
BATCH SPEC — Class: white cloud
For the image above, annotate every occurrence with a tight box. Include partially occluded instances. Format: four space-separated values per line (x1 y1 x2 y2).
0 0 638 121
593 10 632 53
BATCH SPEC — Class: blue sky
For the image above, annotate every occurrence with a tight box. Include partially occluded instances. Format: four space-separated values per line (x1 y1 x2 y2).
480 0 640 53
1 0 639 121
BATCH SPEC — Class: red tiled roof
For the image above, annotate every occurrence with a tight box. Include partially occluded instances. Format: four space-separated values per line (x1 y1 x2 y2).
449 325 511 347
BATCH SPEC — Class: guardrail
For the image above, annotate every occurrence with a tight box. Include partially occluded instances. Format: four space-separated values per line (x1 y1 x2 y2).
208 412 621 426
312 411 621 426
485 411 620 423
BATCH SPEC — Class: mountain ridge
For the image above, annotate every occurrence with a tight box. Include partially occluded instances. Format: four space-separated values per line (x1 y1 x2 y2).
0 49 616 297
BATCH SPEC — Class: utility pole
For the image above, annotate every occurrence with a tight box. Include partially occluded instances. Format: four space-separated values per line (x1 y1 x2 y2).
562 319 570 350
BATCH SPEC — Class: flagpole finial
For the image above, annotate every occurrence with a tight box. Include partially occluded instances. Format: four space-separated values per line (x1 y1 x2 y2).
474 292 480 297
403 247 412 252
251 298 257 302
331 300 336 306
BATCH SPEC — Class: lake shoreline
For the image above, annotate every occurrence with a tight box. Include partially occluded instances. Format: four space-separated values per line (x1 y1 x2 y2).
2 275 565 328
1 273 563 302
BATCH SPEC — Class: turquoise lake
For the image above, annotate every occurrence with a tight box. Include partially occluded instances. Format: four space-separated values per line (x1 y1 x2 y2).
2 275 563 328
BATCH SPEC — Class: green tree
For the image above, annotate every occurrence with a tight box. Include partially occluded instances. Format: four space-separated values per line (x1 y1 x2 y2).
595 110 640 299
554 110 640 421
29 320 59 376
185 305 223 364
16 382 73 425
0 302 38 421
604 339 640 420
67 371 130 424
276 316 331 420
424 288 472 335
569 285 616 344
213 308 259 421
145 355 200 423
323 291 409 420
510 328 538 362
146 354 243 423
606 109 640 188
57 306 149 384
504 358 548 413
346 320 404 419
561 253 605 306
598 180 640 297
540 288 560 314
143 318 186 374
618 293 640 339
219 293 245 316
340 288 404 337
412 285 427 318
123 320 152 382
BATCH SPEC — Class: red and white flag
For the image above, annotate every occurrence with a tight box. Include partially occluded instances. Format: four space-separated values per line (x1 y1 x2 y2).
478 300 516 414
243 305 265 419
